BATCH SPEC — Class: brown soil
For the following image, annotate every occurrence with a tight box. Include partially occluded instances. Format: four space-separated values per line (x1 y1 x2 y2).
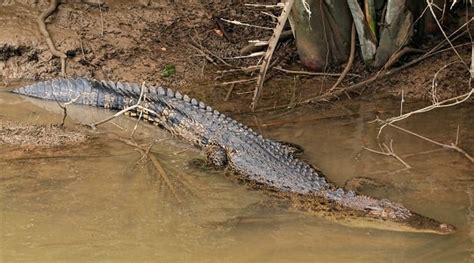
0 0 472 114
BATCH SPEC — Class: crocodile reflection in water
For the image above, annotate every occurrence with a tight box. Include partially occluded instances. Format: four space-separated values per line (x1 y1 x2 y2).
13 78 456 234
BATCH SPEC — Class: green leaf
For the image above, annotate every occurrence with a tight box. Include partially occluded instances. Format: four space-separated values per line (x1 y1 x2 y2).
160 64 176 77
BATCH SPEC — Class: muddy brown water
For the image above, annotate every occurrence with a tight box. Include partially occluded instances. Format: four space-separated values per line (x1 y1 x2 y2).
0 89 473 262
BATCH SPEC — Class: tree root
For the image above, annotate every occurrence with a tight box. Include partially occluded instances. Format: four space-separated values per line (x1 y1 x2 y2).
328 23 356 93
37 0 67 76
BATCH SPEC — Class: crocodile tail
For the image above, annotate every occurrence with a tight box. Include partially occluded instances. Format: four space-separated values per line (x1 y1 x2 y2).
13 78 144 110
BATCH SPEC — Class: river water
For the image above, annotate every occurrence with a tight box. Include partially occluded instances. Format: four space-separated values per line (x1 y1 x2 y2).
0 89 473 262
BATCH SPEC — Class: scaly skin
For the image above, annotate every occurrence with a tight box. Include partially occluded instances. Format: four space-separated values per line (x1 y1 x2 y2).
13 78 456 234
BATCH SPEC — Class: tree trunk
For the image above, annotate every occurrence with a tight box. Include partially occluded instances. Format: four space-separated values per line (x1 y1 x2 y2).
289 0 352 70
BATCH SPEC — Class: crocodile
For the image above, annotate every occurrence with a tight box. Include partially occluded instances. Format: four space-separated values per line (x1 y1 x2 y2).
12 78 456 234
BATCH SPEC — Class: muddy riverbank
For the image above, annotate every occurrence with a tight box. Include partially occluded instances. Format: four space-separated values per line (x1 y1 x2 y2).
1 0 472 113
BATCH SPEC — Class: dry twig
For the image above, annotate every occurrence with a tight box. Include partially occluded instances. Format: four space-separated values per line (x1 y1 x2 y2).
363 140 412 169
374 119 474 163
426 0 467 66
89 82 147 128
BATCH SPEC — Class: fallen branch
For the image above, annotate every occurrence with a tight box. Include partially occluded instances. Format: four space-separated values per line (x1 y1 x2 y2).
37 0 67 76
251 0 295 110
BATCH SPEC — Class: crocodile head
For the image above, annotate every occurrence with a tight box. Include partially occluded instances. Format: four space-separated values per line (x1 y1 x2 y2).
291 191 456 234
331 194 457 234
338 210 457 235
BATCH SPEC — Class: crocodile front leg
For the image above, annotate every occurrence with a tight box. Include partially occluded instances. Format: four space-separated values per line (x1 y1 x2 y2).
205 145 228 168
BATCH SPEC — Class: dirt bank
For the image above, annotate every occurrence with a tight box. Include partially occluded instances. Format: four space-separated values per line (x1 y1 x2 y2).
1 0 472 114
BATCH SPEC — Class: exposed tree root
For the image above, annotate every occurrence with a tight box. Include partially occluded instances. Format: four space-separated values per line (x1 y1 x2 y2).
328 23 356 93
382 47 424 70
37 0 67 76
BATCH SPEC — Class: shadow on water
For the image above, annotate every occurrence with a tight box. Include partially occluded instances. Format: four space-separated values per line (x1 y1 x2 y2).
0 89 473 262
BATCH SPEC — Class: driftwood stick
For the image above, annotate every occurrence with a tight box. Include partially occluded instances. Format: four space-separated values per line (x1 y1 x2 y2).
37 0 67 76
